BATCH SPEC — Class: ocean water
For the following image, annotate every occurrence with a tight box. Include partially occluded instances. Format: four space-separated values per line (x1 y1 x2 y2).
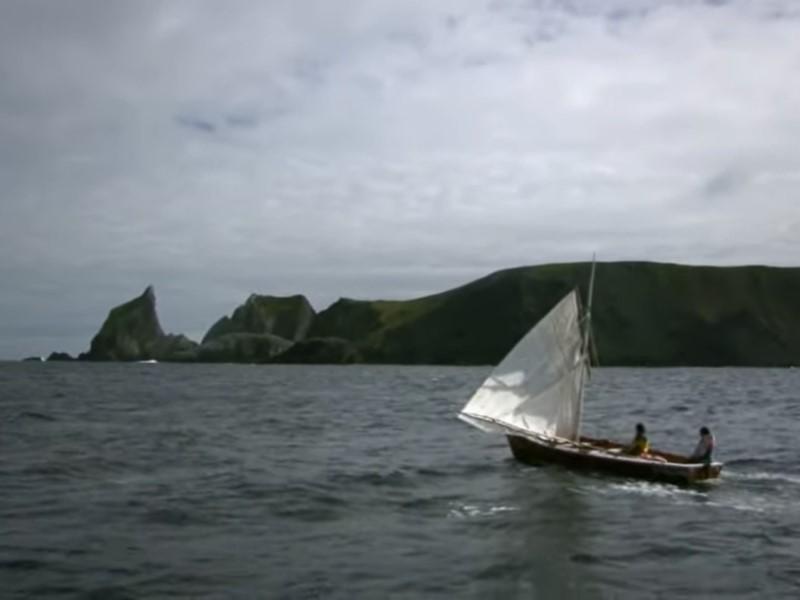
1 362 799 599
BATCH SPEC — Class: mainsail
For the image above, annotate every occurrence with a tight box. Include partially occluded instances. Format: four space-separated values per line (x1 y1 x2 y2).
459 290 589 441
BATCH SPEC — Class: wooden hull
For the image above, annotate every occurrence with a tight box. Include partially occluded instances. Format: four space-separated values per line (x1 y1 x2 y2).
507 434 722 485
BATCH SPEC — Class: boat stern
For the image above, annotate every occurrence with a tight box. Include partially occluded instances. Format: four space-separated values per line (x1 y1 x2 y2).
685 462 724 483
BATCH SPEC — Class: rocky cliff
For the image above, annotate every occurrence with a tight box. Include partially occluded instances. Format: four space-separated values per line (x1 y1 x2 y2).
80 286 197 361
194 332 293 363
202 294 315 343
272 337 362 364
69 262 800 366
186 294 316 362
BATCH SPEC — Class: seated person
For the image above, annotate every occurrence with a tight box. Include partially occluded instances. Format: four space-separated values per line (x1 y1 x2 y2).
624 423 649 456
689 426 715 464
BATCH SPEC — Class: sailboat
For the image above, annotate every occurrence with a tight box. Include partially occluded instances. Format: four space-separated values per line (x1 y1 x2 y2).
458 264 723 485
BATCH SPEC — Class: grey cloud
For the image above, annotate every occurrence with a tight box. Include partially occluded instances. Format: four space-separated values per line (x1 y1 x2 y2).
1 0 799 358
702 168 749 198
225 114 260 129
175 115 217 133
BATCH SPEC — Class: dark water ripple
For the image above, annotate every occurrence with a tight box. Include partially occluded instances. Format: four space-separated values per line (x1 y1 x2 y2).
2 362 800 598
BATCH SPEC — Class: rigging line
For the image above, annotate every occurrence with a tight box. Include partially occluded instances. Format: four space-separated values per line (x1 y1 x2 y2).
581 258 596 361
590 329 600 368
583 260 600 368
575 256 596 441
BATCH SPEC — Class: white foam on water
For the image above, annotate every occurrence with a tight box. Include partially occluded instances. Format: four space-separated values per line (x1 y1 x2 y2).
705 498 770 514
447 502 518 519
588 477 794 515
594 480 709 502
725 471 800 486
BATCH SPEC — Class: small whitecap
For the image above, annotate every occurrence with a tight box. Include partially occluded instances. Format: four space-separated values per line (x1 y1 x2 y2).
446 502 518 519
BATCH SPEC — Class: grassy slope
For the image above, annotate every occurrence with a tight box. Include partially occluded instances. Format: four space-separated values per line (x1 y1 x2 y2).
590 262 800 365
310 262 800 366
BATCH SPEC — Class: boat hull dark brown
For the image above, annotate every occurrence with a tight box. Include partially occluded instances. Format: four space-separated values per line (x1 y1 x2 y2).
507 434 722 485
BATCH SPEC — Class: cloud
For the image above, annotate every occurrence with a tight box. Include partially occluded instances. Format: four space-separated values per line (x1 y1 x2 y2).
1 0 799 357
175 115 217 133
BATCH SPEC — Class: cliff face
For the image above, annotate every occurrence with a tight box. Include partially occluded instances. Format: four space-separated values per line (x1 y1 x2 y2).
81 286 197 361
202 294 315 343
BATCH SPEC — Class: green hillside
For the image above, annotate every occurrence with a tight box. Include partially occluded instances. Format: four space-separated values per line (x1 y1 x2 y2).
309 262 800 366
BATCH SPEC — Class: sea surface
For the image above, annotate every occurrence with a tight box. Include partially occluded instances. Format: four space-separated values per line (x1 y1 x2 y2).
1 362 799 599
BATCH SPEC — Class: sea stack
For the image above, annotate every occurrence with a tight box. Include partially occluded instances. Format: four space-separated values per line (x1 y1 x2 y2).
81 286 197 361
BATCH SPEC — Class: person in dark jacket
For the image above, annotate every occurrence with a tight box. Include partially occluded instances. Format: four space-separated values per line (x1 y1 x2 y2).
689 426 715 464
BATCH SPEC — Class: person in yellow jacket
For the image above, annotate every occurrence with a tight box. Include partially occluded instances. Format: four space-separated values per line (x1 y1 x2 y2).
625 423 650 456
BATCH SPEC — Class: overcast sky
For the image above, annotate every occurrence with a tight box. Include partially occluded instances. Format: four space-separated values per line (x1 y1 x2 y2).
1 0 798 358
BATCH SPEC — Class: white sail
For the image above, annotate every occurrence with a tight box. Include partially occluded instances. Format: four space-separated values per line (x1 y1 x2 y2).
459 290 588 441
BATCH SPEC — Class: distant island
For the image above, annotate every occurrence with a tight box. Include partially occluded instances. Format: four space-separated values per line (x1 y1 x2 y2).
36 262 800 366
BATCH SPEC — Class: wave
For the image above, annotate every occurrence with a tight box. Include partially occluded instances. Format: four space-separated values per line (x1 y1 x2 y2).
268 491 348 523
447 502 518 519
143 507 212 527
327 466 451 489
0 558 48 572
328 470 413 489
15 411 57 422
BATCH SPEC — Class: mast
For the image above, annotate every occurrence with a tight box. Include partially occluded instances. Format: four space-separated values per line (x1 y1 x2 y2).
574 255 596 440
582 255 596 360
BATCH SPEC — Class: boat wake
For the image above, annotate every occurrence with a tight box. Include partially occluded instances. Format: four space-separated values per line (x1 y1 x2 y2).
600 480 709 501
586 472 800 515
724 470 800 486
